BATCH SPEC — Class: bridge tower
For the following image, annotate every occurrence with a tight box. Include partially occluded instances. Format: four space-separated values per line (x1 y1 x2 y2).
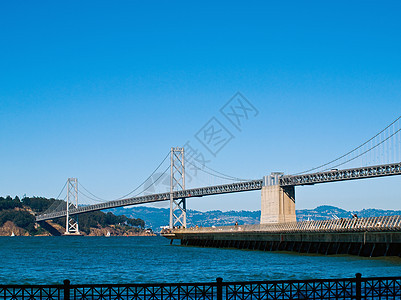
169 147 186 229
260 173 296 224
65 178 80 235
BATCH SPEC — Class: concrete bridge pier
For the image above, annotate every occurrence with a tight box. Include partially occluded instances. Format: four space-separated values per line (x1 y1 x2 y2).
260 173 296 224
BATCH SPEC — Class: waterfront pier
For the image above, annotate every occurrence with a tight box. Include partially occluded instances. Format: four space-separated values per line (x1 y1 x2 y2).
163 215 401 257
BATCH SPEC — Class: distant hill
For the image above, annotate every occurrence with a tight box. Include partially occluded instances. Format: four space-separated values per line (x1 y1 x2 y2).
297 205 401 220
109 205 401 232
0 196 148 236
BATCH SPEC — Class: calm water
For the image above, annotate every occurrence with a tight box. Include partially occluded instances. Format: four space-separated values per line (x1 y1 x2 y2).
0 236 400 285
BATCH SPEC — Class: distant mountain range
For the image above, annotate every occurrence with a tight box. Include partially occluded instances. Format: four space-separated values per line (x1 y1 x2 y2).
109 205 401 232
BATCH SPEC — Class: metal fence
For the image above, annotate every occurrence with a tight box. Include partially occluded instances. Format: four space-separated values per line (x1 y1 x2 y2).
1 274 401 300
170 215 401 235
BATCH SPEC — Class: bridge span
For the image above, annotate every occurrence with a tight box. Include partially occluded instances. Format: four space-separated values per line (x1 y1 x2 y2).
36 162 401 222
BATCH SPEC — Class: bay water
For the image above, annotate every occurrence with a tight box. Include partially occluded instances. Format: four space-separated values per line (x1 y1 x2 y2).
0 236 400 285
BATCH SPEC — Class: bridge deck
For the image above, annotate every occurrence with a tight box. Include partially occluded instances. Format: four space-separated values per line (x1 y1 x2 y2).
36 162 401 221
281 162 401 186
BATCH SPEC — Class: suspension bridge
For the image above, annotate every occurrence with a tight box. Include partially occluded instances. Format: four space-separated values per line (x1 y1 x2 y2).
36 115 401 237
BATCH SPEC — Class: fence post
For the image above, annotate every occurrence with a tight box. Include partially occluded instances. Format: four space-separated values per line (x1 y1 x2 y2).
63 279 70 300
355 273 362 300
216 277 223 300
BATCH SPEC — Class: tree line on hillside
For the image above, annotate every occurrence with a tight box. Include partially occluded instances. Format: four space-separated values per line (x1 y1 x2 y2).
0 196 145 235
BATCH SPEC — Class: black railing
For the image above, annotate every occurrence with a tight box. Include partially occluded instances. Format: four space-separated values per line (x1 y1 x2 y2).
1 274 401 300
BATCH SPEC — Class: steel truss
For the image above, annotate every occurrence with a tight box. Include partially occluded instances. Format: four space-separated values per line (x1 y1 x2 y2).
280 162 401 186
36 180 264 221
37 163 401 222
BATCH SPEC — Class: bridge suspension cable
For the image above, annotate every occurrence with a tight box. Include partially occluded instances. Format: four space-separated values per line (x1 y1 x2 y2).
294 115 401 175
133 165 170 197
41 195 67 216
73 151 171 204
113 152 171 200
41 152 172 215
55 181 67 200
40 181 68 215
80 165 171 204
78 182 108 203
327 126 401 170
200 162 252 182
183 156 251 183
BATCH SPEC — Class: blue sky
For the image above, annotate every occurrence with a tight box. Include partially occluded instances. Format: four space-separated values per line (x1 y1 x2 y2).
1 1 401 213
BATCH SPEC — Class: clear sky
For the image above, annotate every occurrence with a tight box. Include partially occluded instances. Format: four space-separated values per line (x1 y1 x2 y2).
1 1 401 213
